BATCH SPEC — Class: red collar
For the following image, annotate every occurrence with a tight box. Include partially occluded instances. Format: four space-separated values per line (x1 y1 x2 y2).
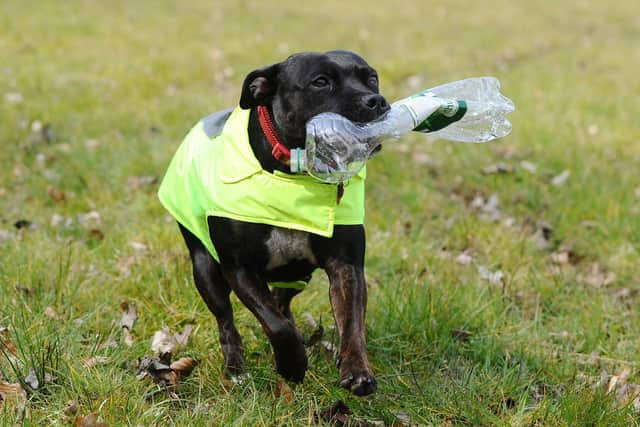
257 105 290 162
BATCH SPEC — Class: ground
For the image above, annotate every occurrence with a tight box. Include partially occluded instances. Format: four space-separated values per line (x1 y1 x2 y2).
1 0 639 425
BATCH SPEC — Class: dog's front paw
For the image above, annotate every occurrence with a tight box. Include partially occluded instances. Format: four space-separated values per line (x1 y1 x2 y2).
272 329 308 383
339 362 377 396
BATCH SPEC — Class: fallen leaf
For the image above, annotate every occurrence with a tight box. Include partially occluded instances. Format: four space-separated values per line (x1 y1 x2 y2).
0 382 27 412
14 219 32 229
25 367 39 390
170 357 198 379
129 241 148 252
82 356 110 369
120 300 137 330
136 356 177 387
519 160 537 174
314 400 352 425
75 412 106 427
173 324 193 350
533 221 554 250
87 229 105 241
481 162 513 175
126 176 158 190
120 300 137 346
551 170 571 187
77 211 101 227
0 327 17 356
275 379 293 404
84 139 100 150
550 244 583 266
456 251 473 265
51 213 73 227
391 410 413 426
64 400 78 416
0 187 6 197
0 229 14 244
478 266 504 286
4 92 23 104
47 186 66 203
579 263 617 288
151 327 176 355
44 306 60 320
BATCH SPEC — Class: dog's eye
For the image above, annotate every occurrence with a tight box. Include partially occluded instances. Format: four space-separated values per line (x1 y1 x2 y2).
368 76 379 87
311 76 330 88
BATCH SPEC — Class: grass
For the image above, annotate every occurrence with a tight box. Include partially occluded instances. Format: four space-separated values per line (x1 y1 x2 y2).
1 0 639 425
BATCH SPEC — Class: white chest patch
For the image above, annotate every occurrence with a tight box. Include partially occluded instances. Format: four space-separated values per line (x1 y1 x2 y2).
265 228 317 270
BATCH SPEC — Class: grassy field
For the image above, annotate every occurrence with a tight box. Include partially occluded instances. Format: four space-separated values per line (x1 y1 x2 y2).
1 0 639 425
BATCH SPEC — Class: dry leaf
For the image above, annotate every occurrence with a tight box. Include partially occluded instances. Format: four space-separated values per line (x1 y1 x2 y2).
0 326 17 356
314 400 352 425
478 266 504 286
64 400 78 416
0 187 6 197
120 300 137 330
173 324 193 349
126 176 157 190
129 241 148 252
550 244 583 266
170 357 198 379
44 306 60 320
75 412 106 427
47 186 66 203
481 162 513 175
120 300 137 346
136 356 178 387
5 92 23 104
456 251 473 265
151 327 176 355
82 356 110 369
87 229 105 241
275 379 293 404
77 211 101 227
519 160 537 174
551 170 571 186
24 368 39 390
580 263 617 288
0 382 27 412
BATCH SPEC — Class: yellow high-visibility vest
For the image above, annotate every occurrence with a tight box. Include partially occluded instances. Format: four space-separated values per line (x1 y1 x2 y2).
158 107 366 287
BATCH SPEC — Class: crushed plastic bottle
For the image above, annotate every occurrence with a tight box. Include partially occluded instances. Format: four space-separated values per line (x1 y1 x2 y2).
290 77 515 183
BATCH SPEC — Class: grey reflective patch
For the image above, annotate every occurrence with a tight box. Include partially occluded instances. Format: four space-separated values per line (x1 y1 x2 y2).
201 107 234 138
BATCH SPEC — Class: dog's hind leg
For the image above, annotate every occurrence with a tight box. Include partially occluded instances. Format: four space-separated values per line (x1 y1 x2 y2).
178 224 245 377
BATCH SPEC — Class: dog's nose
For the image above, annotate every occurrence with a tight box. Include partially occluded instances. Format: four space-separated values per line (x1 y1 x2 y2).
361 94 389 113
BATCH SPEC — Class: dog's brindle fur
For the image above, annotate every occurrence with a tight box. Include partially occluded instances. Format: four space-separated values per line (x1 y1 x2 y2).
177 50 389 396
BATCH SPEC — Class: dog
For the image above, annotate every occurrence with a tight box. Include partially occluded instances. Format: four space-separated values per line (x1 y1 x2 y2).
158 50 389 396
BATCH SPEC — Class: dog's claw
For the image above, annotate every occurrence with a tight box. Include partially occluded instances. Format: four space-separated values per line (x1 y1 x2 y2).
339 371 377 396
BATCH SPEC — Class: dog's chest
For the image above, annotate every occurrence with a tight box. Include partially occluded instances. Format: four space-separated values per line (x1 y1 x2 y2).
264 228 317 270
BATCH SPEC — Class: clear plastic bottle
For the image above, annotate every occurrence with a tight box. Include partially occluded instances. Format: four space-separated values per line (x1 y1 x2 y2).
290 77 515 183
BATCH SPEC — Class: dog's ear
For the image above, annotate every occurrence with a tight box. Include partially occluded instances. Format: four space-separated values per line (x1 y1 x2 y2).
239 63 280 109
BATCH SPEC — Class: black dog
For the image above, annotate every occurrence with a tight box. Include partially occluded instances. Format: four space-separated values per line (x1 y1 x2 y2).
167 50 389 396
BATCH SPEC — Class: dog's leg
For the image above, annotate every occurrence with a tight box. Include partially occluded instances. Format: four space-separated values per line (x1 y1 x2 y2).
325 259 377 396
272 287 301 324
178 224 244 376
223 269 307 383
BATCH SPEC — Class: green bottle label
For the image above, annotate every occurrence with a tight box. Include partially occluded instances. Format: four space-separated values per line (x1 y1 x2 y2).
414 100 467 132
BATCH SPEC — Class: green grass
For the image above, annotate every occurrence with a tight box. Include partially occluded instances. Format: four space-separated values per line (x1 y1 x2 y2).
1 0 639 425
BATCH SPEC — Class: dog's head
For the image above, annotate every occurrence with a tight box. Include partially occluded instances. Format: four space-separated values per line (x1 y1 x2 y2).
239 50 390 148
